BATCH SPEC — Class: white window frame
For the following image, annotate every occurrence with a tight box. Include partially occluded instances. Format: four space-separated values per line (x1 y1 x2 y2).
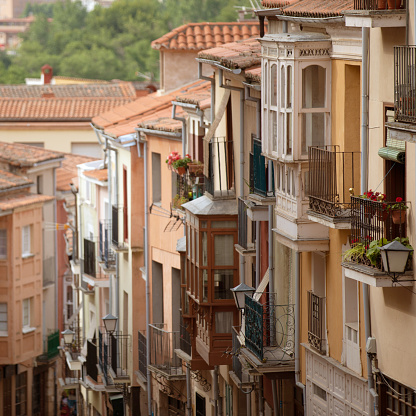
0 303 7 336
0 229 6 259
22 225 32 258
22 298 35 333
279 63 294 160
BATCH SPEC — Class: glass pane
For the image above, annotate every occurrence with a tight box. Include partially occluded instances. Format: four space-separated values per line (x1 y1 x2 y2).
271 64 277 106
292 170 296 197
201 232 207 266
214 235 234 266
301 113 325 155
211 221 237 229
280 65 285 107
214 270 234 299
286 112 292 155
215 311 233 333
202 270 208 302
276 164 281 191
287 66 292 108
302 65 326 108
271 111 277 152
201 221 207 229
264 62 268 104
195 230 199 264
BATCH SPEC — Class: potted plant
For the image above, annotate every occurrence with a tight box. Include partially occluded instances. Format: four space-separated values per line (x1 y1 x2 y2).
173 194 189 209
166 152 191 175
358 190 386 216
387 197 408 224
187 160 204 175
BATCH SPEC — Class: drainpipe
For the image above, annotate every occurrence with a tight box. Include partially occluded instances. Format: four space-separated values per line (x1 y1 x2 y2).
361 26 378 416
106 139 114 315
186 364 192 416
219 68 245 285
115 150 120 324
198 62 215 123
53 168 59 330
213 366 219 416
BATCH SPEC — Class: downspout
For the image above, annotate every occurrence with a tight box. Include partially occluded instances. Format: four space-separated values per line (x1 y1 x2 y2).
213 366 219 416
115 149 120 324
361 26 378 416
106 139 113 314
219 68 245 284
172 103 187 184
54 167 59 330
198 62 215 123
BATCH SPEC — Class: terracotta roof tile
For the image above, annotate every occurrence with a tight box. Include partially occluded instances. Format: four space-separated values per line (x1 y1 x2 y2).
0 142 64 167
0 170 32 191
96 80 211 138
0 192 54 211
151 22 261 51
262 0 354 16
245 66 262 83
57 153 98 192
84 168 108 182
198 37 261 70
0 97 134 122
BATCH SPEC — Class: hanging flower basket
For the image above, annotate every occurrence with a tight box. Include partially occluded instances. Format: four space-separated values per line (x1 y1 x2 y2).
175 166 187 176
392 209 406 224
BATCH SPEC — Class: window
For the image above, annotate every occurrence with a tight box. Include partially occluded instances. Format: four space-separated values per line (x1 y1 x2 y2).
22 298 33 332
0 303 7 334
22 225 31 257
152 153 161 204
36 175 43 194
300 65 327 155
225 382 233 416
280 64 293 156
215 311 233 333
0 229 6 259
15 372 27 416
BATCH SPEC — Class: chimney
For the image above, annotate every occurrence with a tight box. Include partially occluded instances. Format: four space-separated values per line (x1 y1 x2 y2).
41 64 53 84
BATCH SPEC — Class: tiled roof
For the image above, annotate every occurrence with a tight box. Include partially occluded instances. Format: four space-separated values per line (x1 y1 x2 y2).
151 22 261 51
94 80 210 138
0 82 137 98
57 153 97 192
0 97 135 122
174 89 211 110
0 170 32 191
198 37 261 70
137 107 184 133
0 192 54 210
0 142 64 167
84 169 108 182
245 66 261 83
262 0 354 16
261 0 298 7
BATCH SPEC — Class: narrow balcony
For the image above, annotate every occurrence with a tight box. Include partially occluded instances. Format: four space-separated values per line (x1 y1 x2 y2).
307 291 326 355
112 205 128 252
86 339 98 383
239 293 295 374
229 326 252 388
98 329 109 386
37 330 60 362
342 196 413 286
308 146 360 229
175 316 192 362
108 332 130 384
235 197 256 256
148 324 185 380
248 138 275 205
136 330 147 388
172 171 205 211
81 238 109 287
98 220 116 272
204 138 235 199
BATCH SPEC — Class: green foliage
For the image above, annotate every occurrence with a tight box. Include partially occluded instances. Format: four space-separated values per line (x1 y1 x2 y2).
2 0 254 83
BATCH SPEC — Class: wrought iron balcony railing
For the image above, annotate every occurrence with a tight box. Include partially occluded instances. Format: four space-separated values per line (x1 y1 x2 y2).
353 0 404 9
86 339 98 382
98 220 116 270
307 291 326 354
109 332 130 380
138 330 147 378
244 293 295 363
204 138 235 197
149 324 184 378
179 317 192 357
308 146 360 219
38 330 60 362
238 197 249 249
83 238 96 277
250 138 274 198
112 205 127 249
348 196 410 270
395 45 416 123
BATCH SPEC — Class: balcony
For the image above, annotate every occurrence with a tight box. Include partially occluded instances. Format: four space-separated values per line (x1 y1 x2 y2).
235 197 256 256
148 324 185 380
229 327 252 388
81 238 109 287
308 146 360 229
112 205 128 252
86 339 98 382
98 220 116 272
136 330 147 388
342 196 413 286
248 138 275 205
204 138 235 198
239 293 295 374
108 332 130 383
307 291 326 355
37 330 60 362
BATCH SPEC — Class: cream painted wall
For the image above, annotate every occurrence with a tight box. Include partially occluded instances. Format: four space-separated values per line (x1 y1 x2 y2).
0 126 102 155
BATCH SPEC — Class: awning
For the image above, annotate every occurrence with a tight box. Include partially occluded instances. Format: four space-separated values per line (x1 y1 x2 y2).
378 133 406 164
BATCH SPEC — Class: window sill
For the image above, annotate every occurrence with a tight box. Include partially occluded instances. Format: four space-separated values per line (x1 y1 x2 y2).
22 253 34 259
22 326 36 334
0 331 8 337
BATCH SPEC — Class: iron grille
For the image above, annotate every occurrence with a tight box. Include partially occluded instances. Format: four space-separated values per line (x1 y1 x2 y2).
307 291 326 354
83 238 96 277
251 138 274 197
308 146 360 218
244 293 295 362
180 317 192 357
99 221 115 269
138 330 147 377
238 197 248 249
86 340 98 382
112 205 120 246
110 332 129 378
395 45 416 123
232 327 243 382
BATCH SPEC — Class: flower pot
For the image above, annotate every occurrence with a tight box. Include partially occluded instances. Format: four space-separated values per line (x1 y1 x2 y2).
188 163 204 175
387 0 401 9
175 166 187 175
392 209 406 224
377 0 387 9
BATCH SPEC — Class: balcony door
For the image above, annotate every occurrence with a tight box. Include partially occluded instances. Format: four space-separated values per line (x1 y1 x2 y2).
196 393 206 416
